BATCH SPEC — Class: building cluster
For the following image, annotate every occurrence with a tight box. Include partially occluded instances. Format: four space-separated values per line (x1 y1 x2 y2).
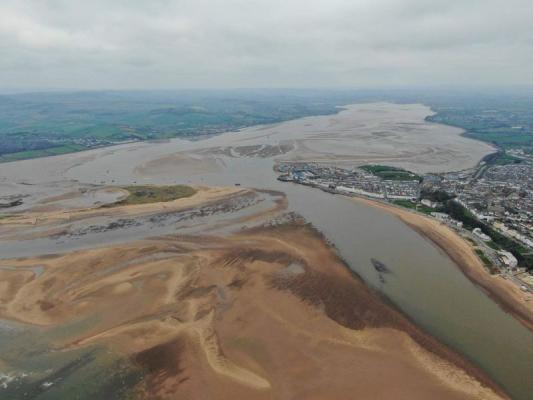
497 250 518 269
430 211 464 228
473 227 491 242
277 163 420 200
278 161 532 255
425 163 533 252
277 159 532 290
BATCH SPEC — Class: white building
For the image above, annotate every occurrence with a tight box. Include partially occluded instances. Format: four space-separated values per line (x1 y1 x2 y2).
421 199 438 208
337 186 385 199
473 228 492 242
497 250 518 269
431 212 449 221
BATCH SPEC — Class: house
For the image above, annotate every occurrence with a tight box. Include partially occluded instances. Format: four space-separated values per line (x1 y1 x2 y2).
421 199 439 208
497 250 518 269
473 228 492 242
431 212 449 221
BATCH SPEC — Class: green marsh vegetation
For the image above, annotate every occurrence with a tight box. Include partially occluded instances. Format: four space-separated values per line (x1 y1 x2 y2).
112 185 197 206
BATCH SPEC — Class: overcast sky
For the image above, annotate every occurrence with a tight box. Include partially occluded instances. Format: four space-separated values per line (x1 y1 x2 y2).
1 0 532 90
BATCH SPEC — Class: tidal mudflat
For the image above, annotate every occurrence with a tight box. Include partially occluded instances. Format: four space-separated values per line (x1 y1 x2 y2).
0 186 505 399
0 103 530 399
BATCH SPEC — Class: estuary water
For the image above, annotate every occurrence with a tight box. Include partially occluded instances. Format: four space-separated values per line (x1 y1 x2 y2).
0 103 531 398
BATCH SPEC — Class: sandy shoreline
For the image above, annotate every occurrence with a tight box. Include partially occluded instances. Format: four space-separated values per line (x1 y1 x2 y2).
0 187 508 399
0 186 241 226
0 101 524 397
349 195 533 331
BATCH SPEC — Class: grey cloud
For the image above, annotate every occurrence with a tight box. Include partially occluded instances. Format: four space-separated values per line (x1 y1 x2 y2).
0 0 532 89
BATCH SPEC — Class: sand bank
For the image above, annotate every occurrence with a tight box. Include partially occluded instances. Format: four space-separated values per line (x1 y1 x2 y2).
0 189 507 399
0 186 241 228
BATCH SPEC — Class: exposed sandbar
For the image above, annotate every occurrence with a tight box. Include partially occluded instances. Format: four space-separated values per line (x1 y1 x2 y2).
0 190 508 399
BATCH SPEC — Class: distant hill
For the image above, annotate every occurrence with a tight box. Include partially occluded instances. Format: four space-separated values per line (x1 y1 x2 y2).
1 88 532 162
0 89 356 162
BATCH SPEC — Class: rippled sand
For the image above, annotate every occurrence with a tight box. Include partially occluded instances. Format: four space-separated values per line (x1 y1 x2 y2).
0 103 508 399
0 187 506 399
0 103 494 199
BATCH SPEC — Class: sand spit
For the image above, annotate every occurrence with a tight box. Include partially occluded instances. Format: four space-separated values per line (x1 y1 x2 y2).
0 186 240 228
351 196 533 331
0 189 507 399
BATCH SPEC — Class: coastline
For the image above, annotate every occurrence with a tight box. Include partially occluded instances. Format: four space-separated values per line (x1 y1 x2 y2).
0 101 529 397
349 195 533 331
0 188 508 399
0 101 496 173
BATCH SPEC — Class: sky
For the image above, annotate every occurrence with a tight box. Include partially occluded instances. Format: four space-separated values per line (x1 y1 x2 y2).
1 0 532 90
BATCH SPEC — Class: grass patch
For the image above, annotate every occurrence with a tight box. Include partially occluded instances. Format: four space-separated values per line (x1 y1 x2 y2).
392 200 433 214
416 204 435 214
0 144 86 163
486 240 501 250
492 153 522 165
465 131 533 149
360 165 421 181
483 151 523 166
392 199 416 209
474 249 491 266
474 248 497 274
114 185 196 206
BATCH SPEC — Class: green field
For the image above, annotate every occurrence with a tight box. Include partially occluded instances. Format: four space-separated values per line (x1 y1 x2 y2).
0 144 86 162
2 89 533 163
0 90 348 163
113 185 197 206
425 93 533 152
485 240 501 250
392 199 434 214
466 131 532 148
474 248 496 273
482 151 522 166
361 165 421 181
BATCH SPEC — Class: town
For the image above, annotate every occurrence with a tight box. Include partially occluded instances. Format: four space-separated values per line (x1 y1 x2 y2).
276 156 533 293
